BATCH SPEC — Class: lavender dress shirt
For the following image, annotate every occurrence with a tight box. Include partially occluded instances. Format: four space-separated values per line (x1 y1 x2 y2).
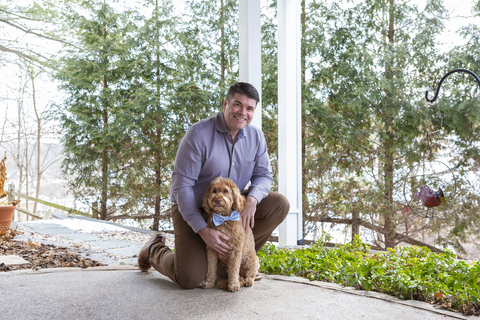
170 112 273 233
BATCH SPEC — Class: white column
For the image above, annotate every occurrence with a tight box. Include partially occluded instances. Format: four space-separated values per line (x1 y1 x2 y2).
239 0 262 130
277 0 302 246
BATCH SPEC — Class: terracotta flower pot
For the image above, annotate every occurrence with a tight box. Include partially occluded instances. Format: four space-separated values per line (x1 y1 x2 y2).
0 205 15 228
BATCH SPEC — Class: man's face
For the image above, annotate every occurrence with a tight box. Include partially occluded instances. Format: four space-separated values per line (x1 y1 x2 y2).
223 93 256 137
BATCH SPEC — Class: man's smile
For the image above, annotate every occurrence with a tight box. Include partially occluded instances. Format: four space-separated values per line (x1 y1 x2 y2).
234 115 246 121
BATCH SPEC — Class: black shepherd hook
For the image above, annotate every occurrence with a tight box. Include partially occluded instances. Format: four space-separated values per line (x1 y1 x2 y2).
425 68 480 103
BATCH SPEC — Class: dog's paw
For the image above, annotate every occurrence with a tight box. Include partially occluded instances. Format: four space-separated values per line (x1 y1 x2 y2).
202 281 214 289
239 277 246 287
243 277 254 287
228 282 240 292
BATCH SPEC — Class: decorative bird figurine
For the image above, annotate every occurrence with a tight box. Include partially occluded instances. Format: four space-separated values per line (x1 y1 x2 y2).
413 185 445 208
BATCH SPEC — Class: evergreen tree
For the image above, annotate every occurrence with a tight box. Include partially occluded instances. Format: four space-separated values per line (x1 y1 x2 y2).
260 0 279 183
169 0 240 126
109 0 242 229
306 0 448 248
429 0 480 252
56 0 139 220
118 0 179 230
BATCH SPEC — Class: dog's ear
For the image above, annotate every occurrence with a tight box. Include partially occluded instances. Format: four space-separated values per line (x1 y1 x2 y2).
228 179 245 212
202 183 214 214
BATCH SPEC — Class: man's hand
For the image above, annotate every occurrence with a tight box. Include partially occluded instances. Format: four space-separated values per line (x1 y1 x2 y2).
198 226 231 256
241 196 258 232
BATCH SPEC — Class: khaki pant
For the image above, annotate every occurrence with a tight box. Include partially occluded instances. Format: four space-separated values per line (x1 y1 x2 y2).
149 191 290 289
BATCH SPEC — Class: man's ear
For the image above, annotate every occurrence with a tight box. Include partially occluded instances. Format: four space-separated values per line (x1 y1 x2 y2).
223 98 228 112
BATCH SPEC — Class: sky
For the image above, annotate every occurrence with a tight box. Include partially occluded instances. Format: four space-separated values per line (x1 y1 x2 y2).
435 0 478 49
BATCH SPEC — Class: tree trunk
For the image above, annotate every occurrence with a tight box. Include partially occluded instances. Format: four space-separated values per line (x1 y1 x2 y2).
301 0 308 239
153 167 161 231
100 86 108 220
383 0 396 248
352 204 359 239
17 97 23 197
152 0 162 231
220 0 225 85
100 9 108 220
383 139 395 247
24 130 29 212
31 72 41 214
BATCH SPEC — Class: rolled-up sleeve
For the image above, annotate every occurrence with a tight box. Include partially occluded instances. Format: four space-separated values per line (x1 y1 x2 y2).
170 126 208 233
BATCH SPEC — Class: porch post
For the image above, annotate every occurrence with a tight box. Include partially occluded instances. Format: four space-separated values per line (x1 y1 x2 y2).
239 0 262 130
277 0 303 246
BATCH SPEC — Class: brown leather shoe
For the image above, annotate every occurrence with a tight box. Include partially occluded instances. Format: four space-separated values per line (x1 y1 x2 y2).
138 232 166 272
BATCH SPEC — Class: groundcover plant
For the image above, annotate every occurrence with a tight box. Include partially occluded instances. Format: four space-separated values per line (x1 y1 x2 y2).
258 235 480 316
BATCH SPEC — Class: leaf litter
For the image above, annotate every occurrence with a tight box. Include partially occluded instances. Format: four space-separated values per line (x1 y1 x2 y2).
0 226 105 271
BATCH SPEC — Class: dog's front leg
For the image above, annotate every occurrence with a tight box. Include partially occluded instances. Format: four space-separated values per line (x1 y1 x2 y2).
227 249 242 292
202 247 217 289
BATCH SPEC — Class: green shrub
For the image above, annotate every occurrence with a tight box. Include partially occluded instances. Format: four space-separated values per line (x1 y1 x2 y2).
258 235 480 315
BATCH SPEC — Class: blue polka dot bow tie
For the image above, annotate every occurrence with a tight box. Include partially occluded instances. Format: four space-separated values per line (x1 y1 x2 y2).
212 210 241 226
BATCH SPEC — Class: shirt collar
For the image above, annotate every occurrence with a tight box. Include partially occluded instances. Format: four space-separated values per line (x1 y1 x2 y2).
215 112 245 139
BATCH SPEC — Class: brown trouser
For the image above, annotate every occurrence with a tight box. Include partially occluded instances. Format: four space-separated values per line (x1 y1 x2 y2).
149 191 289 289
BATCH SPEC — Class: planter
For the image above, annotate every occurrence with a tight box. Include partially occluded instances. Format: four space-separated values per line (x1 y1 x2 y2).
0 205 15 228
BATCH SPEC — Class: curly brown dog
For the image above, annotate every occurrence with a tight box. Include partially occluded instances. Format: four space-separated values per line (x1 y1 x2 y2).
201 177 259 292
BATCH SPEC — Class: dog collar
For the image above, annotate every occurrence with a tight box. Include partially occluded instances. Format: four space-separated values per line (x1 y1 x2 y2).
212 211 240 226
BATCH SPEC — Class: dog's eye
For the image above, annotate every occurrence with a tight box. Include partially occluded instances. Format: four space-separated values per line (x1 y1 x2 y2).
223 189 228 194
213 189 217 193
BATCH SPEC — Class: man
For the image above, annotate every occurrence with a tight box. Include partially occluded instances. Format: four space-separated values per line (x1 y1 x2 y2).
138 82 289 289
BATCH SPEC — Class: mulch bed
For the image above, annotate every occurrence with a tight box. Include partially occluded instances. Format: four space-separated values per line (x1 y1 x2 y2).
0 226 105 272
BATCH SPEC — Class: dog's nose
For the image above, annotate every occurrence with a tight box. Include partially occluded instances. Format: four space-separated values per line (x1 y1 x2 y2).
215 199 221 204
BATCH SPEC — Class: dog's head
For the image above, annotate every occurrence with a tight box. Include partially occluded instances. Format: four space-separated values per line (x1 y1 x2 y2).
202 177 245 215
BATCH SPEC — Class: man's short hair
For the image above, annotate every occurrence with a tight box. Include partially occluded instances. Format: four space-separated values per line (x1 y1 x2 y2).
225 82 260 105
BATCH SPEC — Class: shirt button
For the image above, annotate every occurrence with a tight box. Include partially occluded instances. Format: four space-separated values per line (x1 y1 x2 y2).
232 162 235 165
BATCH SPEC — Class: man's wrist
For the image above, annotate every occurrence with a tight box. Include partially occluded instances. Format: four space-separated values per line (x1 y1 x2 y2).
245 195 258 206
197 226 209 236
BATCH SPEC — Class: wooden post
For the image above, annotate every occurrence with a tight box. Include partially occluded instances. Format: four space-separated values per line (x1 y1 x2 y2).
92 201 98 219
8 183 15 203
351 202 359 240
8 183 15 221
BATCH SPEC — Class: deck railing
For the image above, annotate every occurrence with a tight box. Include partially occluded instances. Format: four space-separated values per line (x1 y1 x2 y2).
7 183 91 220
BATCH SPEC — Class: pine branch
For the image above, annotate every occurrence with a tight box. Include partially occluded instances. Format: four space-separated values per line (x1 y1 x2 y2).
0 43 37 61
0 17 78 48
0 8 44 22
